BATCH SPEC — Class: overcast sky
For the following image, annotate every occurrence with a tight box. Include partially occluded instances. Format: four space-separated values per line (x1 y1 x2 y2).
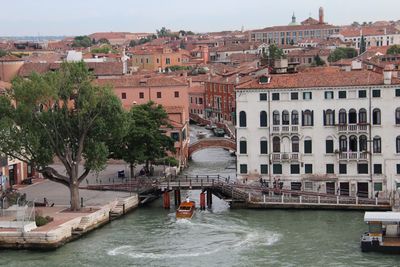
1 0 399 36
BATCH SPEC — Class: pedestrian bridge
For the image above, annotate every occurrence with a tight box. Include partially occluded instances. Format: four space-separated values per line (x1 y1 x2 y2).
80 175 392 210
188 138 236 157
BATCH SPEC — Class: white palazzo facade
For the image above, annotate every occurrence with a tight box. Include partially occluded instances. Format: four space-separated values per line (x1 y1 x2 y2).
235 67 400 198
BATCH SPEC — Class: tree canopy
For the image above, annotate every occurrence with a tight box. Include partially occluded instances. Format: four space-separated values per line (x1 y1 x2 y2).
387 45 400 55
0 62 125 210
129 35 157 47
72 36 92 48
97 38 110 44
328 47 358 62
313 55 326 66
111 101 175 176
0 49 7 57
260 44 285 66
91 45 117 54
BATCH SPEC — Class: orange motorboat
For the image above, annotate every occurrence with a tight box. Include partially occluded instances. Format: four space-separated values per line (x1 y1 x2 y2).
176 200 196 219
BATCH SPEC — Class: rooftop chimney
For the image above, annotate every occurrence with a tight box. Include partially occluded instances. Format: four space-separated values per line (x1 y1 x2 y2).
383 65 394 85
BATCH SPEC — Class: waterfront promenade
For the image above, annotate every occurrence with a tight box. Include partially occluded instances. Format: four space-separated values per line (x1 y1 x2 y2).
0 163 141 250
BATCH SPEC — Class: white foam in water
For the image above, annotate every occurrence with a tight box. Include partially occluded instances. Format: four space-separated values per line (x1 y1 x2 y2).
107 228 281 259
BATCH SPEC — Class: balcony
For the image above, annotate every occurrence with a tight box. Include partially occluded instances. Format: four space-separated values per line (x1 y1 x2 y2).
272 152 300 162
338 152 368 161
337 124 368 134
272 125 299 135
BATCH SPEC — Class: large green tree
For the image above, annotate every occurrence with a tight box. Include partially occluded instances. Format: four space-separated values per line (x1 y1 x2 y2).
0 62 125 210
0 49 7 57
261 44 284 66
112 102 175 177
328 47 358 62
359 35 366 55
387 45 400 55
72 36 92 48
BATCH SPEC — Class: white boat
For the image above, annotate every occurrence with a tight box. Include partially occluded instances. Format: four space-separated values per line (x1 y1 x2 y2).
361 211 400 253
196 131 207 139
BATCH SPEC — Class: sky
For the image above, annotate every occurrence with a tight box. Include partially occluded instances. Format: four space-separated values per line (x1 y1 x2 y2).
1 0 399 36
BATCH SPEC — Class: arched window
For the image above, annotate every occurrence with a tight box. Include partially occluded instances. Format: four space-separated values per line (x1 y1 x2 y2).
260 138 268 154
396 108 400 125
349 135 358 152
282 110 290 125
239 138 247 154
324 109 335 126
273 136 280 152
359 108 367 124
273 110 280 125
239 111 247 127
397 136 400 153
302 110 313 126
373 136 381 153
348 109 357 124
339 109 347 124
292 136 299 152
291 110 299 125
260 111 267 127
339 135 347 152
373 108 381 125
359 135 367 152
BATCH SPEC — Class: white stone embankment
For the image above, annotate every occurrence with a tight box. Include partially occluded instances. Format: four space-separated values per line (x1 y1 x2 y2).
0 195 138 250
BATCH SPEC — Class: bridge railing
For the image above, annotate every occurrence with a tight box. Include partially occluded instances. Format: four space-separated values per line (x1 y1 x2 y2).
247 189 390 206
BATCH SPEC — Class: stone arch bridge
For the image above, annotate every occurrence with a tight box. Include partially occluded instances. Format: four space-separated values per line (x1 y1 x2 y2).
189 138 236 158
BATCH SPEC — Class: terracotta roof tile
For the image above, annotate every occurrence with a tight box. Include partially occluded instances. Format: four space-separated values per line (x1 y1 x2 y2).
0 55 24 62
237 67 400 90
95 75 187 87
251 23 338 33
18 61 124 77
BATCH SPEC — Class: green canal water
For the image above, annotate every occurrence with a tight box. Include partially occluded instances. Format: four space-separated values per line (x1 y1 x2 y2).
1 129 399 266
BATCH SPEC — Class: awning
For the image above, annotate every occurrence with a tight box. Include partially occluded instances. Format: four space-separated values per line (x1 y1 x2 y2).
364 212 400 222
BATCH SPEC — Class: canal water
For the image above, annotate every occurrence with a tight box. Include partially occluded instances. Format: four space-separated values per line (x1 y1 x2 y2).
1 125 399 266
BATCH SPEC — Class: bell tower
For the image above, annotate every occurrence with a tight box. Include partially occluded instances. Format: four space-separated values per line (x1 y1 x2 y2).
319 7 324 24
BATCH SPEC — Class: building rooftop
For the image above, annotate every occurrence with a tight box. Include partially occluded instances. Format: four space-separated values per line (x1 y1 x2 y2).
95 75 187 87
236 67 400 90
251 23 338 33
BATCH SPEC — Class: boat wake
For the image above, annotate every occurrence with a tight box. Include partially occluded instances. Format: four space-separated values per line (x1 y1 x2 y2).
107 221 281 259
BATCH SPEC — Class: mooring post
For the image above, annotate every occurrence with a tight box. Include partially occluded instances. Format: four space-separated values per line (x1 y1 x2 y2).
281 194 284 203
200 192 206 210
123 203 125 215
163 191 170 209
299 195 302 204
356 196 359 205
337 196 339 205
207 189 212 208
375 197 378 206
263 194 266 203
248 192 251 202
318 196 321 204
81 197 83 208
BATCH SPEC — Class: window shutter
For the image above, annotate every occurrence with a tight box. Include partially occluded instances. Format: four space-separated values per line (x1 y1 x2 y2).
301 111 304 126
323 110 326 126
311 111 314 126
333 110 335 125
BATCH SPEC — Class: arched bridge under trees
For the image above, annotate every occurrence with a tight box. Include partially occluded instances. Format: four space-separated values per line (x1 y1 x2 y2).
188 138 236 157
